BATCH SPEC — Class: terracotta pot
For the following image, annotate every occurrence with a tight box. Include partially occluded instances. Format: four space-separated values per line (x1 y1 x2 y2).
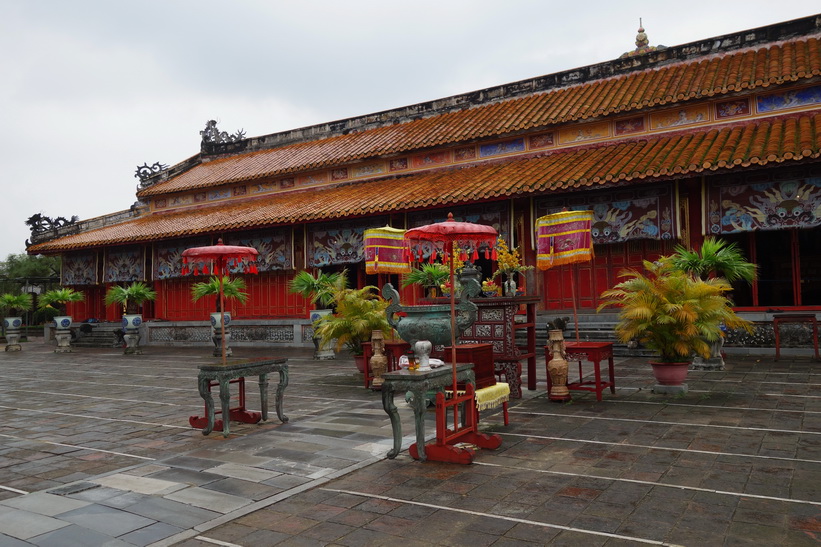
650 362 690 385
354 354 366 373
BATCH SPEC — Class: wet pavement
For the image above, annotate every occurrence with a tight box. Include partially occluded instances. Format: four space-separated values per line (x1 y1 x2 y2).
0 340 819 546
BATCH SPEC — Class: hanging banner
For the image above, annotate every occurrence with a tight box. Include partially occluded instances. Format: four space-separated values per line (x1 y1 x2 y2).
536 210 594 270
364 226 410 274
61 251 98 286
103 246 144 283
705 173 821 234
225 228 293 272
306 216 388 268
535 184 677 243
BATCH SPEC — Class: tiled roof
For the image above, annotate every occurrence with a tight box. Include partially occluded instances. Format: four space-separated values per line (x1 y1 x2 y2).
138 35 821 198
31 112 821 253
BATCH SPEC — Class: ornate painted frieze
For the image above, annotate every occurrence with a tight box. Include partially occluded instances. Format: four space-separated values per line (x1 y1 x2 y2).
104 246 144 283
154 237 211 280
306 217 388 268
535 184 679 243
225 229 293 271
706 172 821 234
61 252 98 286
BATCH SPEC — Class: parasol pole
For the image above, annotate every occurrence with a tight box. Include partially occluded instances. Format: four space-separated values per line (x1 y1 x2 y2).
219 264 227 365
570 262 580 341
449 240 458 394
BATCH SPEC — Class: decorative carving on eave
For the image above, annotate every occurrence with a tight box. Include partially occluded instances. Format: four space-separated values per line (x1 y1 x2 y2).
200 119 248 155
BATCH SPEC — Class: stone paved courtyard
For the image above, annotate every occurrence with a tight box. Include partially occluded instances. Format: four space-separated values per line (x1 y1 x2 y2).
0 341 820 545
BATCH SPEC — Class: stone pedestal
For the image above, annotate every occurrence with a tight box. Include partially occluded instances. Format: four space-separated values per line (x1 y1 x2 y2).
3 317 23 352
53 316 73 353
211 312 233 357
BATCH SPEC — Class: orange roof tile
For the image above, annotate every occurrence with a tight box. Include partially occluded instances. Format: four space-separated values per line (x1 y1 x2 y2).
32 112 821 254
137 36 821 198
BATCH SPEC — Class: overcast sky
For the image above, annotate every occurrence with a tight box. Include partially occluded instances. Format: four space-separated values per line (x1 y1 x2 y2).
2 1 818 261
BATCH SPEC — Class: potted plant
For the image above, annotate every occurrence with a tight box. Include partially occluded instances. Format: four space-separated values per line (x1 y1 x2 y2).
289 269 348 359
192 276 249 357
0 293 33 352
313 285 393 372
402 263 450 298
669 237 757 369
597 257 752 394
38 287 85 353
104 281 157 355
492 237 533 296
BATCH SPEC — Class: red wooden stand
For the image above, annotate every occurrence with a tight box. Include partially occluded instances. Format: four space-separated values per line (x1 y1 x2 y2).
189 377 262 432
408 384 502 464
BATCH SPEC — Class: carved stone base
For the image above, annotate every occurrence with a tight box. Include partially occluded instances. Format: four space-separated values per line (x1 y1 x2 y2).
212 331 233 357
123 331 142 355
54 330 73 353
4 331 22 351
652 383 688 395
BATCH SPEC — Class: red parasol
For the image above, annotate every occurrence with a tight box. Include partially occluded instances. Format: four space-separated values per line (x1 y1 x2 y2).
404 213 498 392
182 239 259 364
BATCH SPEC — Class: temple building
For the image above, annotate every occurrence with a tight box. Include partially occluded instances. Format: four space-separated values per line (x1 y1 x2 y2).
27 15 821 347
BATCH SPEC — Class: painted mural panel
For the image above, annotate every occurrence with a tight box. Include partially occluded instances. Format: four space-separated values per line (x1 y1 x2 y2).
61 251 98 286
650 105 710 129
154 237 211 280
706 175 821 234
535 184 678 243
306 217 388 268
757 85 821 113
104 246 144 283
225 229 293 272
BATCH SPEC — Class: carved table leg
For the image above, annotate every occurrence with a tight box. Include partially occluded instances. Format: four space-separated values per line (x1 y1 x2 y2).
381 384 402 459
500 361 522 398
274 366 289 423
407 387 429 461
219 377 231 438
258 373 269 422
199 375 215 436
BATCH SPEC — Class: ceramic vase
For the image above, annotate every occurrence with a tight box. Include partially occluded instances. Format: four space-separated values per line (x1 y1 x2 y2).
547 329 571 401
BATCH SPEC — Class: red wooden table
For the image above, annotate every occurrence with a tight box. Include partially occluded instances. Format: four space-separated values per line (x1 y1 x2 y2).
773 314 820 361
546 341 615 401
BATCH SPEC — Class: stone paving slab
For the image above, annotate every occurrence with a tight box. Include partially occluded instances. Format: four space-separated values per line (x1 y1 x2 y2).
1 342 821 545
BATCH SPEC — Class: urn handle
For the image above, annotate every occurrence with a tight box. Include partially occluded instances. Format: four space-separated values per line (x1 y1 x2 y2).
382 283 403 330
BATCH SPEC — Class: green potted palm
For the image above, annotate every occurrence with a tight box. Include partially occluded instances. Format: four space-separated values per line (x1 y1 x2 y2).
597 257 752 394
402 263 450 298
104 282 157 354
289 269 348 359
313 285 393 372
0 293 34 352
192 276 249 357
670 237 757 369
38 287 85 352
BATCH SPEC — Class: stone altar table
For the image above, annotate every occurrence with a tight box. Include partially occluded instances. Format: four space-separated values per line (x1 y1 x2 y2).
381 363 501 463
190 357 289 438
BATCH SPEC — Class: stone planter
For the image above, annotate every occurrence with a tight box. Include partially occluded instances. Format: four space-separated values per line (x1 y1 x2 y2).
210 312 232 357
3 316 23 352
53 315 73 353
122 314 143 355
